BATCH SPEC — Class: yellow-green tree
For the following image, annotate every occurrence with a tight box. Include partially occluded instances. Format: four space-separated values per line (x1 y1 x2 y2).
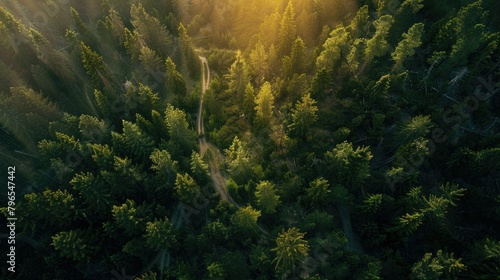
272 227 309 275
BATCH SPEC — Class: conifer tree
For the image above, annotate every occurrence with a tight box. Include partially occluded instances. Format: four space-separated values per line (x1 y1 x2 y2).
391 23 424 71
289 93 318 137
272 227 309 275
255 181 280 214
51 229 99 262
254 81 275 126
231 205 261 231
277 1 297 57
166 57 187 96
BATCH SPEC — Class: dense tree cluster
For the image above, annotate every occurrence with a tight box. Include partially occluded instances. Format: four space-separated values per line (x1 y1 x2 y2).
1 0 499 279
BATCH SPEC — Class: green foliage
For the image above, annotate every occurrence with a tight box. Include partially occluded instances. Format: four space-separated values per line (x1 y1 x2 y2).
289 93 318 137
207 262 226 280
51 229 99 262
410 250 466 280
272 227 310 275
254 81 275 126
277 1 297 57
255 180 280 214
80 42 112 88
20 190 75 233
359 194 383 214
175 173 201 204
363 15 394 67
391 23 424 71
231 205 261 231
166 57 187 96
112 120 155 160
324 141 373 191
144 217 176 250
316 25 350 70
395 115 433 143
306 177 330 206
165 104 196 153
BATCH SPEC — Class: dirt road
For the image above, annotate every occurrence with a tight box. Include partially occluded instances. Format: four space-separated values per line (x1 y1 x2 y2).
197 55 236 205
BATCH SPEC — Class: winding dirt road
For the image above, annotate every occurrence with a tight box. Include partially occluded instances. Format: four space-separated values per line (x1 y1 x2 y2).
197 55 236 205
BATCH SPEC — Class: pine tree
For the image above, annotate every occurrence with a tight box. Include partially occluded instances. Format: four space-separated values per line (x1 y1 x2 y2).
348 5 371 39
150 148 179 185
124 27 140 62
254 82 275 126
20 190 75 233
255 181 280 214
80 42 112 88
231 205 261 231
289 93 318 137
174 172 201 204
243 82 256 118
165 57 187 96
190 151 209 185
361 15 394 72
272 227 310 275
225 50 250 97
144 217 176 250
249 41 268 84
306 177 330 206
410 250 466 280
164 104 196 154
277 1 297 57
325 141 372 192
391 23 424 71
290 37 307 74
316 25 350 70
51 229 99 262
112 120 155 160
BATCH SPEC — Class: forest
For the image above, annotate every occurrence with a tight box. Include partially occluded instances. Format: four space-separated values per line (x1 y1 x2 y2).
0 0 499 279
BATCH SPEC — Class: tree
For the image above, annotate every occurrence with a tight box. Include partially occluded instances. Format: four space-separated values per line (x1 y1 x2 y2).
272 227 310 275
124 27 140 62
175 173 201 204
410 250 466 280
316 25 350 70
207 262 226 280
144 217 176 250
80 42 112 89
255 181 280 214
249 41 269 84
231 205 261 231
225 50 250 98
277 1 297 57
20 190 75 233
190 151 210 184
290 37 307 74
324 141 373 192
361 15 394 72
391 23 424 71
289 93 318 137
395 115 433 144
225 136 257 184
110 199 149 237
51 229 99 262
165 104 196 154
150 148 179 185
254 82 275 126
178 23 200 78
306 177 330 206
165 57 187 96
348 5 371 39
112 120 155 160
243 82 256 118
130 3 173 56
